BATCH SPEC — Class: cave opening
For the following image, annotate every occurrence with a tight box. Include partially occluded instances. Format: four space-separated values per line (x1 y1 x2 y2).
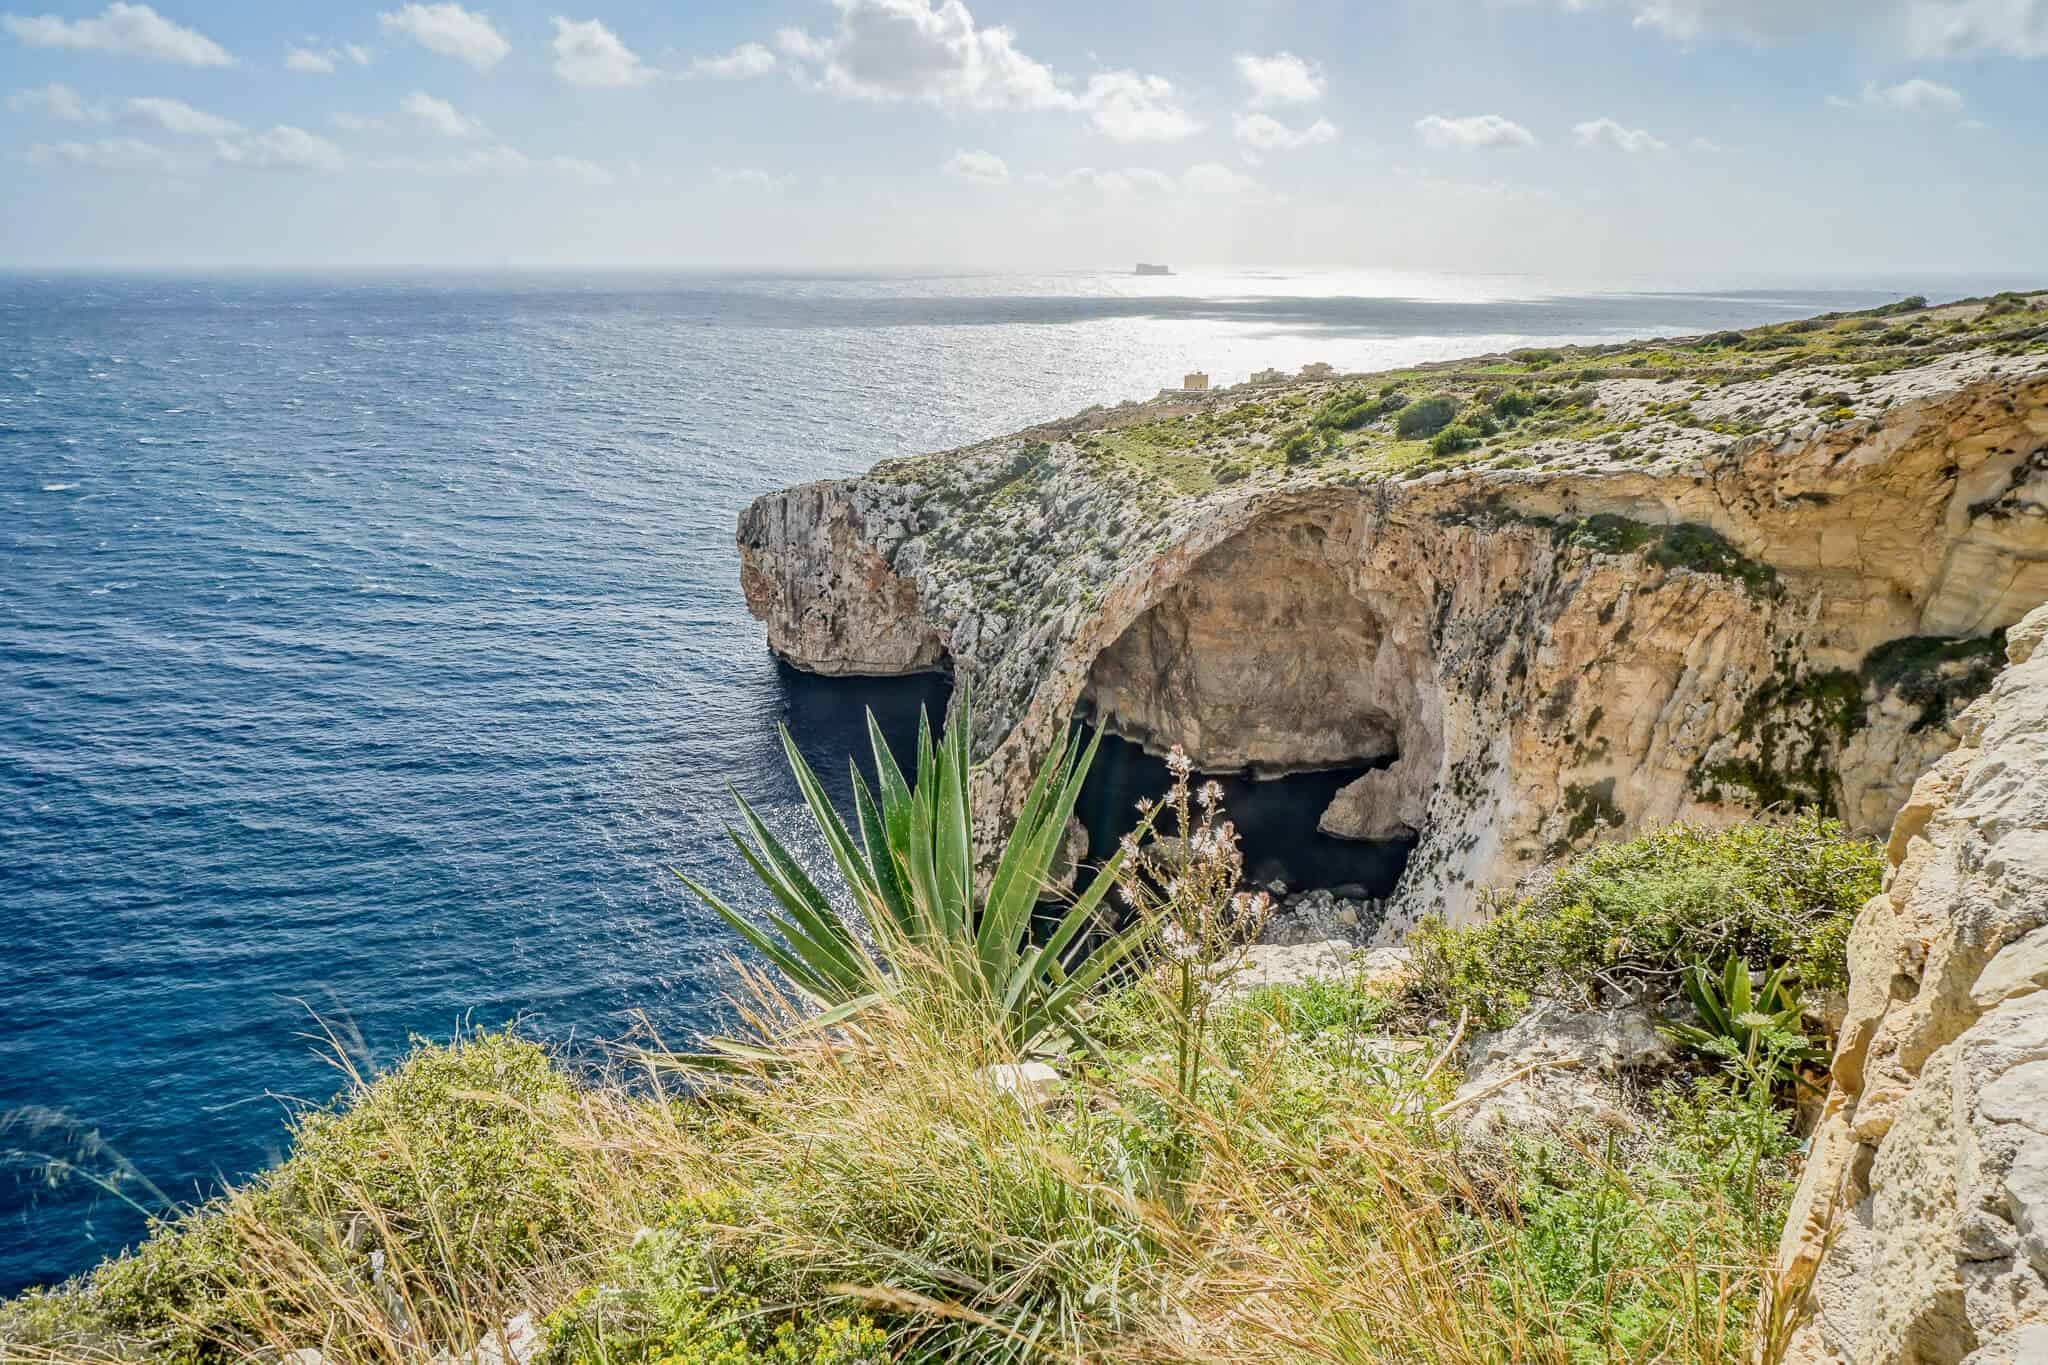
1071 727 1417 899
772 659 954 810
1072 511 1438 904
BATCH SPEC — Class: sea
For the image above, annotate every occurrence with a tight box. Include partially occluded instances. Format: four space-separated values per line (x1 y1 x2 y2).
2 266 2037 1294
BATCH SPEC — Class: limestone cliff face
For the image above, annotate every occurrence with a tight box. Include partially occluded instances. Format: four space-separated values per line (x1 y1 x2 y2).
1770 605 2048 1365
737 302 2048 931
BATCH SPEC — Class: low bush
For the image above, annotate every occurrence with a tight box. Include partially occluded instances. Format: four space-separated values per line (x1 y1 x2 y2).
1395 395 1459 439
1277 425 1336 464
1407 817 1882 1027
1313 388 1400 432
1429 423 1480 457
1490 389 1535 420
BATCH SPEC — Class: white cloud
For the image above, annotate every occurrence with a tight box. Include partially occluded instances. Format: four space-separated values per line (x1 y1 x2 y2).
782 0 1067 109
1028 164 1171 196
774 1 1198 144
217 124 348 172
1079 70 1199 142
1234 51 1324 107
1541 0 2047 57
1905 0 2048 56
126 95 237 135
330 112 389 132
1688 134 1726 152
402 91 483 138
7 82 109 121
441 144 611 183
1180 160 1260 195
288 41 373 72
549 156 611 185
551 17 653 88
1233 111 1336 152
943 147 1008 183
713 165 795 191
1415 113 1538 150
773 26 824 61
1572 117 1670 152
693 41 775 78
3 3 231 66
1860 76 1965 112
27 134 176 170
376 3 508 70
1035 162 1262 198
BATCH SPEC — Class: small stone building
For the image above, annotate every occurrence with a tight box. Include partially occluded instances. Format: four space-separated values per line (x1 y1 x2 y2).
1183 371 1209 392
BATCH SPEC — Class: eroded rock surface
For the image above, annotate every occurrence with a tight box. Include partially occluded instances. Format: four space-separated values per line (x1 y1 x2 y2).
1771 604 2048 1365
738 301 2048 929
1449 999 1675 1144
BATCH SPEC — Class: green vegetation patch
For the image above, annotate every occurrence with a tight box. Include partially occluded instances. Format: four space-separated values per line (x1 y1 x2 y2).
1861 631 2008 732
1395 395 1460 439
1692 665 1866 812
1439 500 1780 599
1408 818 1880 1027
1563 516 1780 599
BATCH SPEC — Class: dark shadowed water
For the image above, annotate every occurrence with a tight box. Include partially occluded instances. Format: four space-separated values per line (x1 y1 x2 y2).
3 267 2026 1294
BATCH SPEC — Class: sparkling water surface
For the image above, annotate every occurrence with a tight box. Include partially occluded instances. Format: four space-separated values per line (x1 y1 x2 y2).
2 267 2028 1294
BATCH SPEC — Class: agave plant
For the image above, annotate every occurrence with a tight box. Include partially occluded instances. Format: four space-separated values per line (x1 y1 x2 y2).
676 695 1153 1059
1663 957 1828 1088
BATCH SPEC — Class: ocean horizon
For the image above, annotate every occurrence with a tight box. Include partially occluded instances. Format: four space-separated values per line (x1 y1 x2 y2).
4 265 2042 1295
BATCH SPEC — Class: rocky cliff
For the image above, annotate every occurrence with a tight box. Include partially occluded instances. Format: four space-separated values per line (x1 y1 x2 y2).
737 294 2048 932
1770 603 2048 1365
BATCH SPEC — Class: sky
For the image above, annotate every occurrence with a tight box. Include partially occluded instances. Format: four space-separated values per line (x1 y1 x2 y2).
1 0 2045 273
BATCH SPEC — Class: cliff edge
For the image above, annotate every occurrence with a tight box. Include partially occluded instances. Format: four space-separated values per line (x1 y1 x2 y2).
738 294 2048 932
1769 602 2048 1365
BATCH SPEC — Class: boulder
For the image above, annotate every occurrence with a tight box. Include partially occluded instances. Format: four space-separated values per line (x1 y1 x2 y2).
1447 999 1674 1143
981 1060 1063 1108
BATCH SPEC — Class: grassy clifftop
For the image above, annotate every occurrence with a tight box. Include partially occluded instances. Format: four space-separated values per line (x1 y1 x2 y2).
3 817 1882 1364
879 289 2048 508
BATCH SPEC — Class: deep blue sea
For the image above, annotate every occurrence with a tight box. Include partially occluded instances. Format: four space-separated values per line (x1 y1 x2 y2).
3 267 2037 1295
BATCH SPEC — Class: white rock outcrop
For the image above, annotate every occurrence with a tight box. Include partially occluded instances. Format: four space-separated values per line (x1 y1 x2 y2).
1447 998 1674 1143
1771 604 2048 1365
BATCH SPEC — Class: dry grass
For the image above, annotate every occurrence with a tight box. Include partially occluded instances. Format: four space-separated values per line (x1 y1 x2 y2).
2 958 1797 1365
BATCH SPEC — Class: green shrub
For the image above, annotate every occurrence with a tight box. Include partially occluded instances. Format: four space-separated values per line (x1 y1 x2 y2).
1491 1076 1799 1361
1407 818 1881 1027
1312 388 1398 432
1491 389 1535 420
1395 396 1459 439
1277 425 1336 464
1862 632 2006 732
542 1220 888 1364
1429 423 1479 457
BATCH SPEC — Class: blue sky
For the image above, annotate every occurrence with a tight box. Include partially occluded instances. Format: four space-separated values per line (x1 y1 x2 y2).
2 0 2045 272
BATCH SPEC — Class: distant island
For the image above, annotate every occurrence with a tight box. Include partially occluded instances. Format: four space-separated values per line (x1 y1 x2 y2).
1134 263 1171 276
